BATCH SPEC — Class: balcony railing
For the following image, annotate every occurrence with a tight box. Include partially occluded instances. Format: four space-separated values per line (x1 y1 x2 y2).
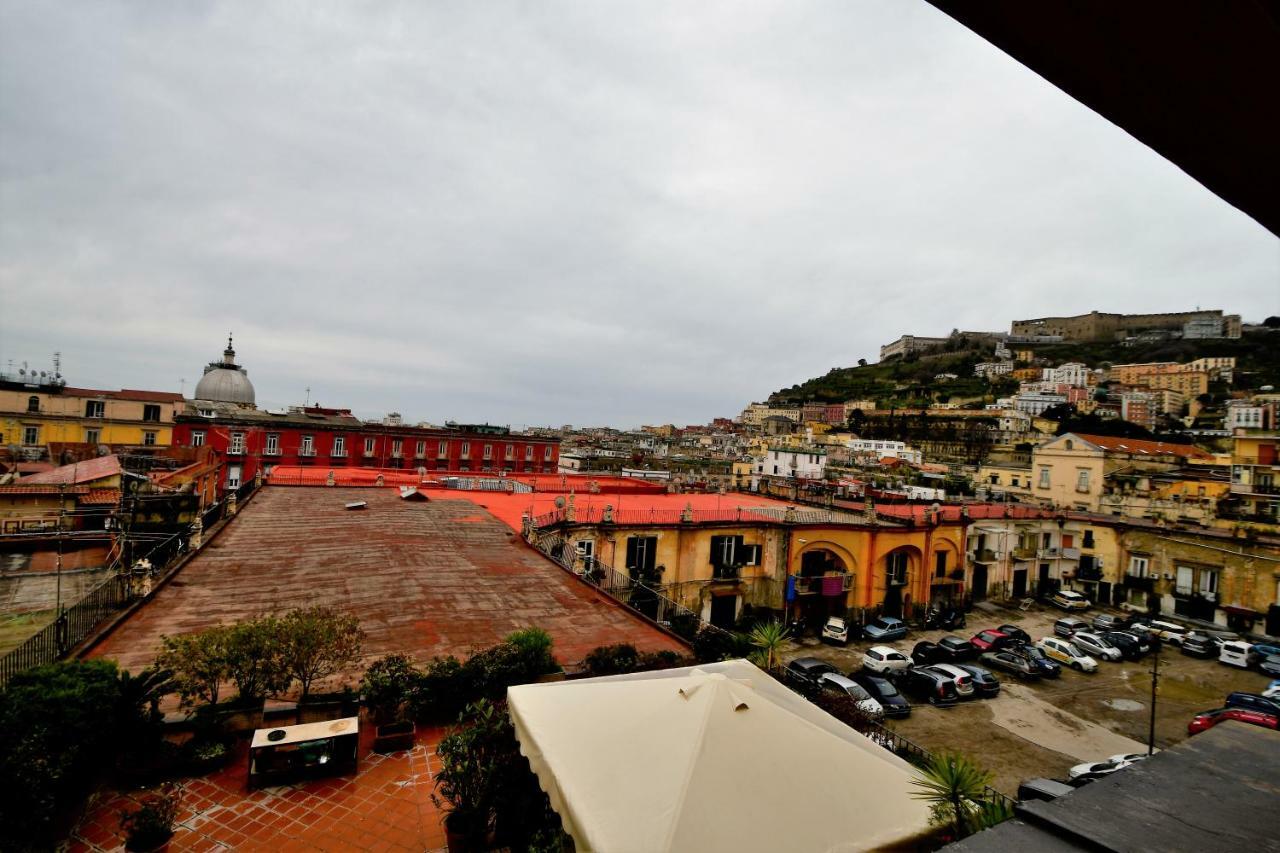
711 564 742 581
1038 547 1060 559
298 448 315 457
1061 547 1081 560
793 573 854 596
1230 482 1280 496
331 448 347 457
1123 574 1155 592
969 548 998 563
1011 547 1037 561
1077 565 1102 581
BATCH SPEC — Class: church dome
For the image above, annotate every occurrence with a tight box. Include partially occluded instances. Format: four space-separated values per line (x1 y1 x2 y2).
193 336 256 406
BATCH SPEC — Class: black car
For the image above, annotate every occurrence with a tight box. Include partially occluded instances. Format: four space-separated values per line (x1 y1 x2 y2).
997 624 1032 645
1008 643 1062 678
851 672 911 718
783 657 838 692
898 667 960 706
979 650 1040 680
911 641 943 666
1225 691 1280 717
1103 630 1151 660
938 635 978 662
1262 655 1280 678
1091 613 1131 632
1180 633 1217 659
956 664 1001 697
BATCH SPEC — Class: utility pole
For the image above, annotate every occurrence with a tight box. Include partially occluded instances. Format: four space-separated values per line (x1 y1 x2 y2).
1148 637 1162 756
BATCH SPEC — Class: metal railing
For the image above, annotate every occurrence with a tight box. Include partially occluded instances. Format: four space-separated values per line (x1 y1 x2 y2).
531 531 727 639
0 572 132 686
532 505 867 528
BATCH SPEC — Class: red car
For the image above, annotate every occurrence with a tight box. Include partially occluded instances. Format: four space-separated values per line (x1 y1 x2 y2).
1187 707 1279 736
971 630 1013 652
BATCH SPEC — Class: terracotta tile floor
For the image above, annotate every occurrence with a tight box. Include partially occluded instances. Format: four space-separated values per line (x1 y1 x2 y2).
69 725 450 852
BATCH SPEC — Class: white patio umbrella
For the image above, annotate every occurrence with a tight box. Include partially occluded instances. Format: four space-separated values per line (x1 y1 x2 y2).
508 659 935 853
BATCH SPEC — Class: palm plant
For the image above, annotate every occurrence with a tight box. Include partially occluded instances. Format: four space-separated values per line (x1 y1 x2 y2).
909 752 997 840
748 620 791 671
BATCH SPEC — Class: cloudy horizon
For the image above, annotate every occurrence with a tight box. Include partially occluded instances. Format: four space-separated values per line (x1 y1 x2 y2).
2 1 1276 428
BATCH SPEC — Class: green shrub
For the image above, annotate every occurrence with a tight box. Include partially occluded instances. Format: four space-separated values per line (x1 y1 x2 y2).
505 627 557 677
410 655 472 722
464 642 533 699
638 650 682 670
0 660 124 845
583 643 640 676
361 654 421 723
692 628 752 663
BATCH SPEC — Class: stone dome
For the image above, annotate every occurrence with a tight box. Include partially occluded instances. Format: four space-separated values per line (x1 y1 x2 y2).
193 336 256 406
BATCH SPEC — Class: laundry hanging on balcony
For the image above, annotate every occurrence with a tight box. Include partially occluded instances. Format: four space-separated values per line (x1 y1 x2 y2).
822 575 845 597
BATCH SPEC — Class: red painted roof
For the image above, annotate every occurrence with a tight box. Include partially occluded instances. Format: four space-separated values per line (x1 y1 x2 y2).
22 455 122 485
1070 433 1213 459
89 487 685 674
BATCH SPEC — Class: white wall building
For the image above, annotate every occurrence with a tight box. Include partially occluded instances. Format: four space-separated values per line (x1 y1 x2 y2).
1043 362 1092 387
756 448 827 480
1014 392 1068 416
846 439 923 464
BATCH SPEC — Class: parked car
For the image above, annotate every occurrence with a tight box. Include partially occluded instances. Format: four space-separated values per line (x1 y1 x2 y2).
817 673 884 717
1091 613 1130 632
822 617 852 645
863 616 909 642
784 657 838 691
1132 619 1189 646
1262 680 1280 700
1252 642 1280 659
911 641 942 666
1218 641 1257 670
923 664 976 699
863 645 911 675
1037 637 1099 672
923 605 966 630
979 650 1040 681
1018 778 1075 802
1263 656 1280 678
1068 754 1144 780
1072 631 1123 662
1180 632 1217 659
971 629 1014 652
938 635 978 662
851 672 911 718
897 667 960 706
1225 692 1280 717
1053 616 1090 638
956 664 1000 698
1188 707 1279 736
1050 590 1091 611
997 624 1032 645
1009 643 1062 678
1103 630 1151 660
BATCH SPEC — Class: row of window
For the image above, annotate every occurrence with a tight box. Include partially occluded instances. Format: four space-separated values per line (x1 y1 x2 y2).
22 395 163 421
1035 467 1092 491
199 431 553 462
8 426 158 446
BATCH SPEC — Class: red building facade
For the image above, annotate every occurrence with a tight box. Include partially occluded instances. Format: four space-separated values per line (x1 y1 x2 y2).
173 407 560 493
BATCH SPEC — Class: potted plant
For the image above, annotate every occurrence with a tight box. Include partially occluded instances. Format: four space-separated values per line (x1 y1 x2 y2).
432 701 509 852
119 782 181 852
362 654 420 753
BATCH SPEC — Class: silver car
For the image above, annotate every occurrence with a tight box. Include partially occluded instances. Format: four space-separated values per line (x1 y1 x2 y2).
924 663 976 698
1072 631 1123 662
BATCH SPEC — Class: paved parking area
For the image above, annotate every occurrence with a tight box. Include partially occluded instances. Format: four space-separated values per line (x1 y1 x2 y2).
782 602 1274 795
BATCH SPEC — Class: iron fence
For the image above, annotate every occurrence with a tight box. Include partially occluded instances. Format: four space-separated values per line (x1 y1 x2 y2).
532 505 868 528
531 531 729 640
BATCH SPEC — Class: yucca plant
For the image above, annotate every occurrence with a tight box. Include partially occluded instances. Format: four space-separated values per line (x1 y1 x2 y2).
909 752 996 840
748 620 791 671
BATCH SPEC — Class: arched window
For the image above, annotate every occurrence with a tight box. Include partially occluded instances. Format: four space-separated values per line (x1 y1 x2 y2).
1064 439 1074 450
27 396 39 412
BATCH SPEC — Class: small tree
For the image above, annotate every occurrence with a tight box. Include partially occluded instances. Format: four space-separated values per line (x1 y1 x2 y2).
748 620 791 671
278 606 365 702
362 654 420 723
910 752 998 840
504 627 556 679
224 615 289 702
157 626 233 708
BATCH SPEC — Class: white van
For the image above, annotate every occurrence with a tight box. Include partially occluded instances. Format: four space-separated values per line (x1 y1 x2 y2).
1219 640 1258 669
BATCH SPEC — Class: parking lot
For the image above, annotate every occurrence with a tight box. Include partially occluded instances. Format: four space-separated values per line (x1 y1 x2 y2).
779 601 1275 795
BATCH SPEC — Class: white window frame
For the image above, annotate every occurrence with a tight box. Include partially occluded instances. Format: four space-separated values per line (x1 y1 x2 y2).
416 440 426 458
1128 556 1148 577
1199 569 1218 597
143 431 157 446
1175 565 1194 596
504 444 514 461
1038 467 1051 489
86 400 105 418
227 464 242 489
544 445 552 461
391 439 403 457
483 443 493 460
265 433 280 455
364 437 376 456
301 434 314 456
1076 469 1090 493
229 431 245 454
525 445 533 461
460 441 470 457
333 435 346 456
191 430 206 447
85 428 101 445
438 440 449 457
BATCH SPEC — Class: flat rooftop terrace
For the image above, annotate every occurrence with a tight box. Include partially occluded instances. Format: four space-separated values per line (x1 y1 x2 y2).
88 487 684 677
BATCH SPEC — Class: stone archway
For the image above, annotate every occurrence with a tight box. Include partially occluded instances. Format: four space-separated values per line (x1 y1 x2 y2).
881 546 922 619
791 542 857 629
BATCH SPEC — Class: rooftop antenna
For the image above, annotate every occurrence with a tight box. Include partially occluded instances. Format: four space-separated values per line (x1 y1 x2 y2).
305 386 311 406
179 378 186 395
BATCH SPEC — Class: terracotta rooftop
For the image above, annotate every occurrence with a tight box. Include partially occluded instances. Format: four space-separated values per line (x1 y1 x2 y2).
21 455 122 485
1069 433 1214 459
60 386 184 402
88 487 685 678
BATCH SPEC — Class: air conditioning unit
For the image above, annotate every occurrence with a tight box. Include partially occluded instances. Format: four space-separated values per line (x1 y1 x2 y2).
1163 573 1174 580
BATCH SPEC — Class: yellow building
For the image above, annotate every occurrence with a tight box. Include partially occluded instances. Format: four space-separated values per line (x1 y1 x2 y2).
1029 433 1213 513
1226 429 1280 527
539 503 967 629
1 379 184 450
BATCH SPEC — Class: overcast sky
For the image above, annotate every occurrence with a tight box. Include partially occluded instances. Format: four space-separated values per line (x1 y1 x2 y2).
2 2 1276 428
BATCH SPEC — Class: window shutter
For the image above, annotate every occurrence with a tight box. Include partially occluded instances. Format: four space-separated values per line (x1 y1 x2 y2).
709 535 725 565
626 537 639 570
643 537 658 572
